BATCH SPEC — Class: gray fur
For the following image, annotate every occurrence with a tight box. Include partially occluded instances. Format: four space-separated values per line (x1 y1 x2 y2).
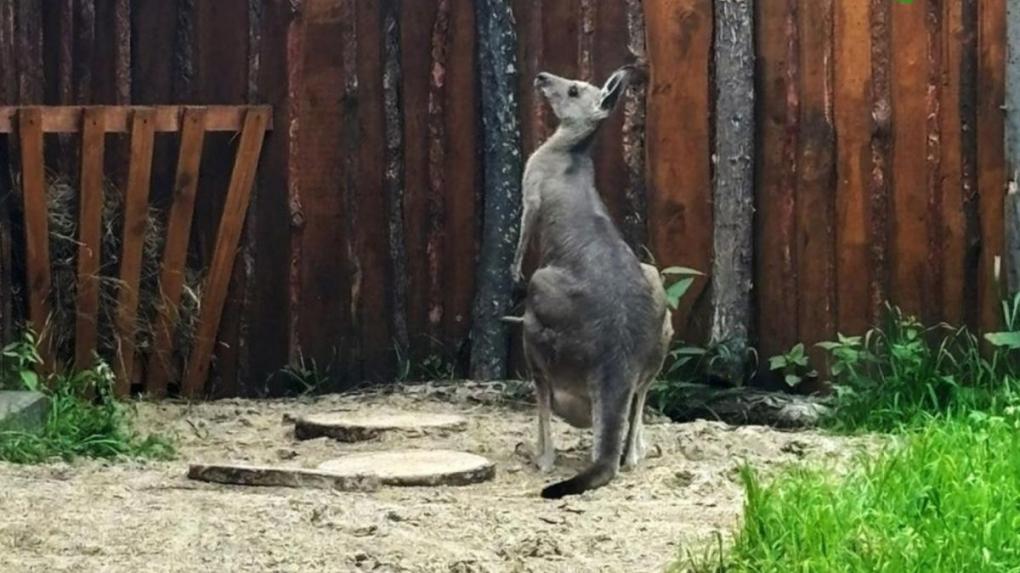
513 68 673 499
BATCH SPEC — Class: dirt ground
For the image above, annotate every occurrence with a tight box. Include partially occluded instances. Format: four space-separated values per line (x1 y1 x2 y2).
0 382 869 573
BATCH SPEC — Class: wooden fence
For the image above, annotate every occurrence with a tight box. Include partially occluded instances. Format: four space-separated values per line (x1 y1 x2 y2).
0 0 1010 396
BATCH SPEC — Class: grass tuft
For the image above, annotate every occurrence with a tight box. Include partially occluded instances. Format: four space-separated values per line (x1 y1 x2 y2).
681 413 1020 572
1 333 174 464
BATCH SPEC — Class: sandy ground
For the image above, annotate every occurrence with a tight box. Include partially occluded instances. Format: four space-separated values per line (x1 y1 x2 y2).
0 382 869 573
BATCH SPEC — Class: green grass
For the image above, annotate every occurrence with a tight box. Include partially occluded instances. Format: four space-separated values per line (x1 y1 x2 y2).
682 413 1020 572
671 299 1020 572
1 333 174 464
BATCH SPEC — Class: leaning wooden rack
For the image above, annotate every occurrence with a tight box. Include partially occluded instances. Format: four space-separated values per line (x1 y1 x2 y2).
0 105 272 399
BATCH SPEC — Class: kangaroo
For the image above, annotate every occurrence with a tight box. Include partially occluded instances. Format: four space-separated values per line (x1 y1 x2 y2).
512 67 673 499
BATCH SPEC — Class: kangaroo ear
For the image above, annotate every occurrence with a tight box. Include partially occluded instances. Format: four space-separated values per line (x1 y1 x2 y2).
598 68 630 111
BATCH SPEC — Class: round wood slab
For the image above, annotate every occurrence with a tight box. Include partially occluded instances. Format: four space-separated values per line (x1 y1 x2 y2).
317 450 495 486
293 412 467 442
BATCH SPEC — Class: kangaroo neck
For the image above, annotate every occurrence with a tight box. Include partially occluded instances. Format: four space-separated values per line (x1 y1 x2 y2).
539 120 600 155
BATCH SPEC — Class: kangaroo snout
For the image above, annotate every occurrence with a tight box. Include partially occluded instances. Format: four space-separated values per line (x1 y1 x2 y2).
534 72 552 87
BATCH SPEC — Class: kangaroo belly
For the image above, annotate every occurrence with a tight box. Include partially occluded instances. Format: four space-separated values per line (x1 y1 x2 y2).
551 388 592 428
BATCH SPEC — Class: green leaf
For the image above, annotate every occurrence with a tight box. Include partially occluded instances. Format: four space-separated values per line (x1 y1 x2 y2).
784 374 803 387
661 266 704 277
984 332 1020 349
665 278 695 309
816 341 841 351
769 355 786 371
673 347 708 356
18 370 39 392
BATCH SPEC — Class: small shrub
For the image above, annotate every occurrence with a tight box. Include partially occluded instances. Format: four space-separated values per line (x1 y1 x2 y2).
0 332 174 464
767 343 816 388
818 304 1018 432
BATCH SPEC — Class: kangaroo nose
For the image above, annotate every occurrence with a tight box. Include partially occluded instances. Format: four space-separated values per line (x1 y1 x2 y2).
534 72 551 87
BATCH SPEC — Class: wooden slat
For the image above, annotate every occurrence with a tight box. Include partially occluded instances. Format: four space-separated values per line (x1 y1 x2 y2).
592 0 630 234
644 0 713 340
295 1 350 382
74 108 105 369
355 0 394 381
183 108 269 397
18 108 53 370
0 105 272 133
756 0 799 359
113 109 156 395
834 0 873 336
443 0 479 354
977 0 1007 333
145 108 207 397
400 0 440 361
940 0 966 325
796 0 836 373
890 0 932 319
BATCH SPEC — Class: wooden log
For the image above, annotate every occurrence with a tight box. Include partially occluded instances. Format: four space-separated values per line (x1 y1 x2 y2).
113 109 156 394
146 108 207 397
74 108 106 370
469 0 523 380
317 450 495 487
709 0 755 384
183 108 269 397
293 412 467 442
18 108 53 370
655 382 831 429
187 463 381 492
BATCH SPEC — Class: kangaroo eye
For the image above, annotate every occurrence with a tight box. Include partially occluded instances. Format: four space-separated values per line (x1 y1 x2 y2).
567 85 579 98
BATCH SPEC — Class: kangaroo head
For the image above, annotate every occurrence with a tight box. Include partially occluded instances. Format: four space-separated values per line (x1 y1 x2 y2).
534 67 631 126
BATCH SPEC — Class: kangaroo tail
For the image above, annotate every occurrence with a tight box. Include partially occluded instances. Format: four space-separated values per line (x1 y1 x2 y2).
541 365 631 499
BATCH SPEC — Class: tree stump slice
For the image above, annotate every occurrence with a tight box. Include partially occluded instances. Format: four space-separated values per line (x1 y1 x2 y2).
317 450 495 487
187 463 381 492
293 412 467 442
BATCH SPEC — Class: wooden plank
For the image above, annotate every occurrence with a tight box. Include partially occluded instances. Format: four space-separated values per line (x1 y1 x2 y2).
890 0 932 319
183 108 269 397
15 0 44 103
355 0 394 381
74 108 106 370
400 0 440 361
592 0 630 234
0 105 273 133
113 109 156 395
755 0 798 359
18 108 53 369
145 108 207 397
644 0 714 342
977 0 1007 333
251 0 301 395
442 0 479 355
925 1 945 323
796 0 836 376
294 0 350 384
834 0 873 335
940 0 967 325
